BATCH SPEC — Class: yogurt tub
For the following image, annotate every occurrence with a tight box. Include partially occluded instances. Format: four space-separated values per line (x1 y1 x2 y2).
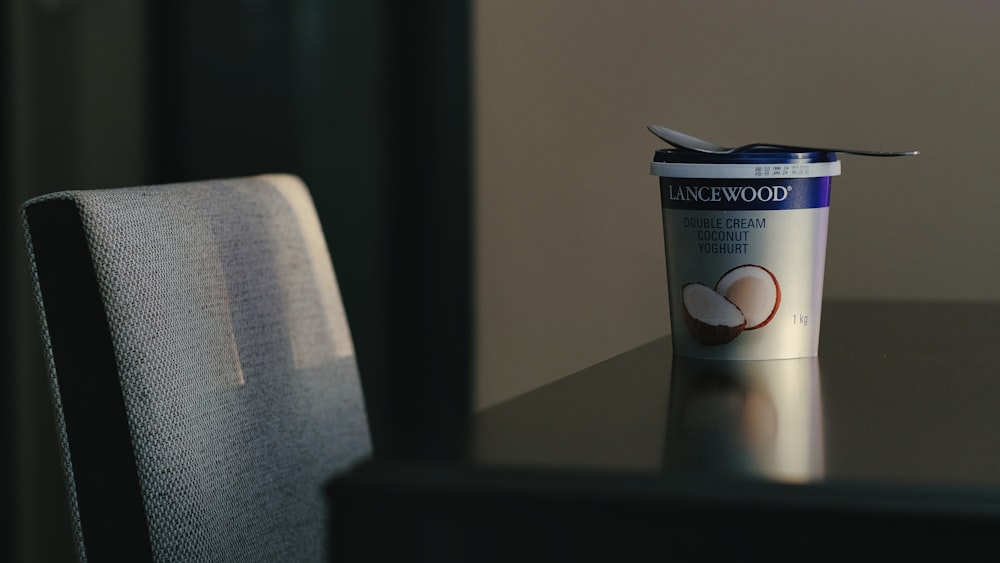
650 149 841 360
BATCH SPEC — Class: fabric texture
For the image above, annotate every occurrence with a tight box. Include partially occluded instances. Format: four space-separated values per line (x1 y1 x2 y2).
22 174 372 562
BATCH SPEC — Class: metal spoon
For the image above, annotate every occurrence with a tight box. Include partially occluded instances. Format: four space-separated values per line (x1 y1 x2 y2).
647 124 919 157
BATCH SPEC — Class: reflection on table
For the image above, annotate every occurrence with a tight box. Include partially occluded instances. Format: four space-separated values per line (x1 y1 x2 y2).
665 356 823 483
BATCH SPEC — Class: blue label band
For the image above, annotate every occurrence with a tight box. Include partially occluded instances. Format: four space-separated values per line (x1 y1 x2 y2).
660 177 831 211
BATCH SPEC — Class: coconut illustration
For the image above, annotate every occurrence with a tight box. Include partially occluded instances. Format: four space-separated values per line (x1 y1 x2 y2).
714 264 781 330
680 282 747 345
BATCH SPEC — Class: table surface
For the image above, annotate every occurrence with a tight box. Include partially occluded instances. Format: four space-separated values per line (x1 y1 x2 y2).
328 300 1000 559
471 299 1000 500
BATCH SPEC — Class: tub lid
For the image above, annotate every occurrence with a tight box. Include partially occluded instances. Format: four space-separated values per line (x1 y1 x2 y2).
651 148 841 179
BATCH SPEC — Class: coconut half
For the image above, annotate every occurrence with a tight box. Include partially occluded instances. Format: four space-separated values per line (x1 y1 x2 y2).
715 264 781 330
681 283 747 345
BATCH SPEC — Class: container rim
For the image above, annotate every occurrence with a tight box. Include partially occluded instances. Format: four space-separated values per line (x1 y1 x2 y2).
650 160 841 179
651 148 841 179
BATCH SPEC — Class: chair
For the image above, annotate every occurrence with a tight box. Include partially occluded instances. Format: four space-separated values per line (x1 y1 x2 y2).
21 174 372 562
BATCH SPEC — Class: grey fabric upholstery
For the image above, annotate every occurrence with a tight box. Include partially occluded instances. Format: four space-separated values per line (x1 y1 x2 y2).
22 174 372 562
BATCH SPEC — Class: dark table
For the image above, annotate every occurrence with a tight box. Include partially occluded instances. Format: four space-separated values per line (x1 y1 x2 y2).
328 300 1000 561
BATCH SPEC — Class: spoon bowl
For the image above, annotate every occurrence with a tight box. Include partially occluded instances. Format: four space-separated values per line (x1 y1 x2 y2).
647 124 919 157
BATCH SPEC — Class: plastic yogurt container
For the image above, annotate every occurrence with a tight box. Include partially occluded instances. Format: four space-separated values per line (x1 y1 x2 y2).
650 148 841 360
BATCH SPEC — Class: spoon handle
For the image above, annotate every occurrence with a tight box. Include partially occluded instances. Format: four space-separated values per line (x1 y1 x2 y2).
737 143 919 157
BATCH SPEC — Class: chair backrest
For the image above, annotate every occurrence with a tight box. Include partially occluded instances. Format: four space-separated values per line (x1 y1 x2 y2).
21 174 372 562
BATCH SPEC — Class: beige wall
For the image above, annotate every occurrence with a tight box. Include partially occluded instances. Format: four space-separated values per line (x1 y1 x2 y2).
474 0 1000 409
